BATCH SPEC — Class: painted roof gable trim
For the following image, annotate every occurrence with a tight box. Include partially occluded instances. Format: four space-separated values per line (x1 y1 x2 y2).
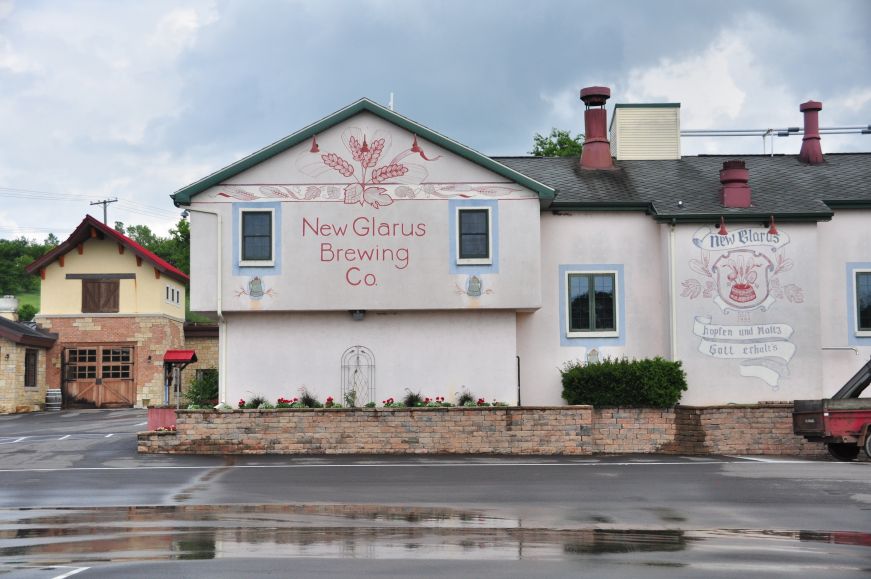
25 215 189 283
170 98 556 205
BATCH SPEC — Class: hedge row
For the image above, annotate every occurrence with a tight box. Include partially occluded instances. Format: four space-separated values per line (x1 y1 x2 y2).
561 357 687 407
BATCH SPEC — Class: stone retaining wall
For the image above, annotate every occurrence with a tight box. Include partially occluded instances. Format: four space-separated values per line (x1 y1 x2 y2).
675 404 827 456
591 408 678 454
138 404 826 456
138 406 594 455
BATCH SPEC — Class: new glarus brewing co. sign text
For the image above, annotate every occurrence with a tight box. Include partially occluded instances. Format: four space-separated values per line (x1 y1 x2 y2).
302 216 427 287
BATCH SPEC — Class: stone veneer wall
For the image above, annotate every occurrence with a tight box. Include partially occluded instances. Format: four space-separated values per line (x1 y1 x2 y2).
138 404 826 456
0 338 48 413
591 408 678 454
37 315 184 406
181 333 219 391
139 407 594 455
675 404 827 456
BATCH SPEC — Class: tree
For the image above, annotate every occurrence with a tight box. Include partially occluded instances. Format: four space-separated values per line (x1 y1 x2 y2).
530 128 584 157
112 219 189 274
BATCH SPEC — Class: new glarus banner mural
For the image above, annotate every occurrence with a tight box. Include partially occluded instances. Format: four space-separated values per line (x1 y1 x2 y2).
682 226 804 387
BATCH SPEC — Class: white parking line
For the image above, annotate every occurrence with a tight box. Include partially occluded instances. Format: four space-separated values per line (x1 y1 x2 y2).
0 459 846 474
58 435 70 440
105 433 114 438
52 567 90 579
136 421 148 426
727 456 817 463
12 437 26 443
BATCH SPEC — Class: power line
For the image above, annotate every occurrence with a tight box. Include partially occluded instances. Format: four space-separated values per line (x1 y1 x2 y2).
90 198 118 224
0 186 178 217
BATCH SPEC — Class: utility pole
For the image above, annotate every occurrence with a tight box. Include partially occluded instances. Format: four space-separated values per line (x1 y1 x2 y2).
90 198 118 224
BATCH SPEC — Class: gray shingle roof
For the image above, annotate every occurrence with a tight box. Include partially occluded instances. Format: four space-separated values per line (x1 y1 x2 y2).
0 316 56 347
494 153 871 221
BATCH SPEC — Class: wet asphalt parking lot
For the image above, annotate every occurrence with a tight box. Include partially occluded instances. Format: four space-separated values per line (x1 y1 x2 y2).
0 409 870 577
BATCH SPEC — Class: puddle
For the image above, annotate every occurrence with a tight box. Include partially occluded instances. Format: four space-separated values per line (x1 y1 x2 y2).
0 504 868 565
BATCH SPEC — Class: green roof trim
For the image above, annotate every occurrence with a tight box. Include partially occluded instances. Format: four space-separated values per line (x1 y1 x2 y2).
171 98 556 205
549 201 653 212
613 103 681 109
651 211 833 223
824 200 871 209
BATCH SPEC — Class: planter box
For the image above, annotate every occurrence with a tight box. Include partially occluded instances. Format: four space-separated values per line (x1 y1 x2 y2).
146 406 177 430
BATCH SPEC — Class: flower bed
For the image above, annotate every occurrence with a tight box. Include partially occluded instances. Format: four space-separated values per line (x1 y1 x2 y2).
146 406 177 431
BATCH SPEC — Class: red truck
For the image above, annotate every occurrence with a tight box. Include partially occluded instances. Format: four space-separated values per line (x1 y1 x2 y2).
793 357 871 461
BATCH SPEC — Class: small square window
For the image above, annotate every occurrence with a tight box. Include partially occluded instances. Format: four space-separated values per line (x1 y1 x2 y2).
241 209 274 265
566 272 618 337
456 208 491 264
856 271 871 334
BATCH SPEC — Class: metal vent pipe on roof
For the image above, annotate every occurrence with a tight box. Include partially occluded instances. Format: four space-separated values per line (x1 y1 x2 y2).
579 86 615 170
798 100 824 165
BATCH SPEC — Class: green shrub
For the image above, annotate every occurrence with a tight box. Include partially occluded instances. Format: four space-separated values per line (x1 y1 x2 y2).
402 389 424 407
560 356 687 407
300 388 323 408
244 394 268 409
456 388 475 406
184 371 218 407
17 303 37 322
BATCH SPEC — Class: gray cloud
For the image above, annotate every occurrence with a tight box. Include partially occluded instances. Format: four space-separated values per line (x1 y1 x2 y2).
0 0 868 239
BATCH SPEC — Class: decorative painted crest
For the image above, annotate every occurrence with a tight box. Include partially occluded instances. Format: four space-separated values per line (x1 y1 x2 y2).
236 276 275 301
296 127 440 209
711 250 775 312
207 126 529 204
683 227 802 314
682 226 803 388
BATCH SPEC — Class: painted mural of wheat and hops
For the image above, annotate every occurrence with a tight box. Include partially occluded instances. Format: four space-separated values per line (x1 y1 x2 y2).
296 127 441 209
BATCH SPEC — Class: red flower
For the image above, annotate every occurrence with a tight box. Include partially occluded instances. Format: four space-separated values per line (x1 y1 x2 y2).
238 398 246 408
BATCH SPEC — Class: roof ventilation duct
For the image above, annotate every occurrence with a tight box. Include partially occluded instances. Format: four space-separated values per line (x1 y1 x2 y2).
719 160 752 208
798 100 824 165
579 86 615 170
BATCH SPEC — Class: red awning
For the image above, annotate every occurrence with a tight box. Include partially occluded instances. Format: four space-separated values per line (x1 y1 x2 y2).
164 349 198 363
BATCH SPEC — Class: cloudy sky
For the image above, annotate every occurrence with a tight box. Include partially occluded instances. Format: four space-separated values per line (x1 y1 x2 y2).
0 0 868 239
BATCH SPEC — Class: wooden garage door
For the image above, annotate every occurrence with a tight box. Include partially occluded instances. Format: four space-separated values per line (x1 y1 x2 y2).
63 346 135 408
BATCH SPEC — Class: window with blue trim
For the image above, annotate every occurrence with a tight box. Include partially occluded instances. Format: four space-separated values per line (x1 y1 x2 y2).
856 271 871 333
241 209 274 265
457 207 492 264
567 272 617 335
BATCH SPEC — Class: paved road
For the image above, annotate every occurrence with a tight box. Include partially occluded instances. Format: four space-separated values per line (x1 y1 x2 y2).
1 409 870 577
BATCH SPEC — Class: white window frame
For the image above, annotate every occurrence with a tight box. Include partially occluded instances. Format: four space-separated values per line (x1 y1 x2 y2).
165 284 181 307
854 268 871 337
565 270 620 339
239 207 276 267
455 206 492 265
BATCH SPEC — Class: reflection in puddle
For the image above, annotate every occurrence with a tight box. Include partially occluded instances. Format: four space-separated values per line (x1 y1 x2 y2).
0 504 868 565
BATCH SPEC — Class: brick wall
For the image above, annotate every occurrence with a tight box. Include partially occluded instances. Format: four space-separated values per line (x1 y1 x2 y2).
0 338 48 413
675 404 827 456
591 408 677 454
138 406 594 455
181 334 218 391
38 315 184 407
139 403 828 456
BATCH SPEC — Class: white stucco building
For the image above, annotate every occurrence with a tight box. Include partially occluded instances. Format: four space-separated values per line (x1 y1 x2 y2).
172 89 871 407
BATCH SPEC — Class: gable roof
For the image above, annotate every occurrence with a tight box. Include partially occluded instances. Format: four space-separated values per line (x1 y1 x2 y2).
495 153 871 222
170 98 556 206
0 317 56 348
25 215 189 283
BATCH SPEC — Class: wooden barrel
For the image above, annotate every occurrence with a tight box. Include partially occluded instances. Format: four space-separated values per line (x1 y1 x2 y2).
45 389 62 412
